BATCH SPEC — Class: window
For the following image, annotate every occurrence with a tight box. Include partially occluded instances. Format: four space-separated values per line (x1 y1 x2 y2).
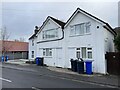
32 40 34 46
42 29 58 39
70 26 75 36
79 23 84 35
43 48 52 57
75 24 80 35
31 51 34 58
81 47 86 58
42 31 45 39
76 47 92 59
87 48 92 59
85 22 91 33
70 22 91 36
76 48 80 59
49 49 52 56
43 49 46 56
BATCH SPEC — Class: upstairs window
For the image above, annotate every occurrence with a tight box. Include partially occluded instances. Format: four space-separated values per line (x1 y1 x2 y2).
85 22 91 34
70 22 91 36
75 23 84 35
42 28 58 39
31 51 34 58
32 40 34 46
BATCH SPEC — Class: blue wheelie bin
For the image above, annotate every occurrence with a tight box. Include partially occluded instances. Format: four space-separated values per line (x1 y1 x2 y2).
5 56 8 61
36 57 44 66
85 60 93 75
1 56 4 62
36 57 40 66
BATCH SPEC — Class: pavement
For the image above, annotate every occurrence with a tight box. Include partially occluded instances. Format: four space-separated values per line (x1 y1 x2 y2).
5 59 30 65
2 59 120 88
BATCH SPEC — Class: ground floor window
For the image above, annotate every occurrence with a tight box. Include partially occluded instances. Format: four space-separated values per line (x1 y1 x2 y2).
87 48 92 59
43 48 52 57
76 47 92 59
31 51 34 58
76 48 80 59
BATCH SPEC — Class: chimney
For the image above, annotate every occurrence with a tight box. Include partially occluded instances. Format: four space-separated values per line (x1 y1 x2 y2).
34 26 39 34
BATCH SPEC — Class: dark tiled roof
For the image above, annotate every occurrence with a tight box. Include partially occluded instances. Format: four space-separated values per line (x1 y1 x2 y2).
29 30 39 40
29 33 36 40
49 16 65 29
29 16 65 39
114 27 120 34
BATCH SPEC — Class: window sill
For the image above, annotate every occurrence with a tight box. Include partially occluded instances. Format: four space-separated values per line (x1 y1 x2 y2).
43 56 52 58
69 33 91 37
42 37 59 41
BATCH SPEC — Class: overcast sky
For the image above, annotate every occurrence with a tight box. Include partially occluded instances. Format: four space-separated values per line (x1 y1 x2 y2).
1 1 119 41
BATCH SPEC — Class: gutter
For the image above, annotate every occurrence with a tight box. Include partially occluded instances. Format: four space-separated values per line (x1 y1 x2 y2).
37 29 64 44
103 25 117 36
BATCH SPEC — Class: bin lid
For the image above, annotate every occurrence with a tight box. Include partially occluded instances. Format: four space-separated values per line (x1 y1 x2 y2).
84 60 94 62
77 60 84 62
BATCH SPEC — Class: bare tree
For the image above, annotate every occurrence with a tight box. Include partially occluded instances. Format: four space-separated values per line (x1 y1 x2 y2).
0 26 11 61
14 37 25 42
0 26 10 40
19 37 25 42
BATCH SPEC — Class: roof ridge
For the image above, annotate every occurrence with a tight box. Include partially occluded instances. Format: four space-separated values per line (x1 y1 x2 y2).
49 16 65 29
49 16 65 23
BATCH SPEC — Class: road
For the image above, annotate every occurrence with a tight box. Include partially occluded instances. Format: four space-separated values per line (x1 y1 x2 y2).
1 64 116 89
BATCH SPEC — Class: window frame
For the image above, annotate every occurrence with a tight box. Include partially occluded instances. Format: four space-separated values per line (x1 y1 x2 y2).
75 47 93 60
70 22 91 37
43 48 52 57
81 47 87 59
42 28 58 40
85 22 91 34
32 39 34 46
31 51 34 58
76 48 81 59
87 48 92 59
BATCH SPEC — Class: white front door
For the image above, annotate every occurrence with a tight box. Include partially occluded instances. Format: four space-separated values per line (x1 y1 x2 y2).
55 48 64 67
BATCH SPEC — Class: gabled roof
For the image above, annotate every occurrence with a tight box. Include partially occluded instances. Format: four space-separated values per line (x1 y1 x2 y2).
114 27 120 34
49 16 65 29
65 8 116 35
36 16 65 35
29 30 39 40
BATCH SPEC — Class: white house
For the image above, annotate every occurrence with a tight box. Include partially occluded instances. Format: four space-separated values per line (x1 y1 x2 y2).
29 26 39 60
29 8 116 74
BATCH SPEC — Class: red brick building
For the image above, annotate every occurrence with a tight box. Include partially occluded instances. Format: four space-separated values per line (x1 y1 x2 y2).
0 40 28 60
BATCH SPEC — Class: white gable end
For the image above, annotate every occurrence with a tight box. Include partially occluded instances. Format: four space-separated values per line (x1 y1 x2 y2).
43 19 60 31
